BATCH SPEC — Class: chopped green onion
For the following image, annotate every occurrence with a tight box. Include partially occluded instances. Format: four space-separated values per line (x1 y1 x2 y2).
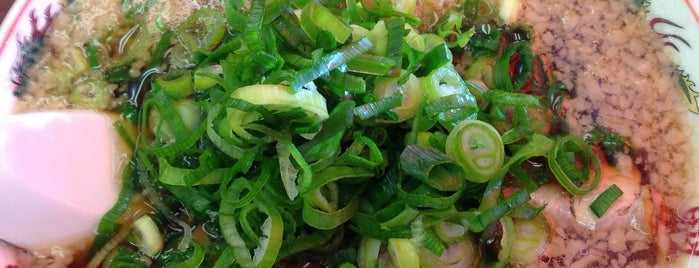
323 71 367 95
302 198 360 230
445 120 504 183
69 80 113 110
590 184 624 217
277 142 300 200
408 216 437 255
212 246 236 268
483 90 541 106
509 216 551 264
354 92 403 121
464 189 530 232
225 0 247 31
423 94 478 129
387 238 419 268
273 8 314 54
88 161 136 257
373 73 423 122
300 1 353 43
85 3 627 267
418 43 453 75
150 29 173 67
291 37 374 91
422 66 469 104
193 64 222 90
163 185 213 214
177 8 226 52
400 145 466 192
548 135 602 196
221 169 271 209
333 134 384 168
219 199 284 268
225 85 329 141
352 212 412 241
346 54 398 75
393 0 416 14
244 0 266 52
495 216 515 268
168 240 206 268
385 16 407 64
397 183 464 209
433 221 467 244
493 42 533 92
154 71 194 98
358 237 381 268
298 101 355 163
86 41 100 69
253 201 284 268
376 202 420 228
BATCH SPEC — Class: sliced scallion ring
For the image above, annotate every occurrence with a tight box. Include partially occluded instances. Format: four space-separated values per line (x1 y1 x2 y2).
548 135 601 196
388 238 420 268
177 8 226 51
373 72 423 122
253 201 284 268
422 66 468 104
132 215 163 258
446 120 504 183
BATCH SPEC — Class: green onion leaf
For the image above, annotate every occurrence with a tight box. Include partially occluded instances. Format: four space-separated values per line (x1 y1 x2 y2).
244 0 265 52
493 42 533 92
277 230 336 261
464 189 530 233
322 70 367 95
291 37 373 91
300 1 353 43
86 40 100 69
418 43 453 75
346 54 398 75
88 161 136 256
298 101 355 163
400 145 466 192
168 240 206 268
354 92 403 121
397 182 463 209
589 184 624 217
358 238 381 268
150 29 173 67
303 198 360 230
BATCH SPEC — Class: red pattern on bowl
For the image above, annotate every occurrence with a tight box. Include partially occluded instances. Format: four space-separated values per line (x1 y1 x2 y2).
0 0 61 115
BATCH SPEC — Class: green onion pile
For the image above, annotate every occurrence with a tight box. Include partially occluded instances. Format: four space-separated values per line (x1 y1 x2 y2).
77 0 626 267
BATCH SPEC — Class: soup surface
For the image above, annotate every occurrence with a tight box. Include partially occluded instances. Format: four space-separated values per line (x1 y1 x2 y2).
2 0 696 267
515 1 696 266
